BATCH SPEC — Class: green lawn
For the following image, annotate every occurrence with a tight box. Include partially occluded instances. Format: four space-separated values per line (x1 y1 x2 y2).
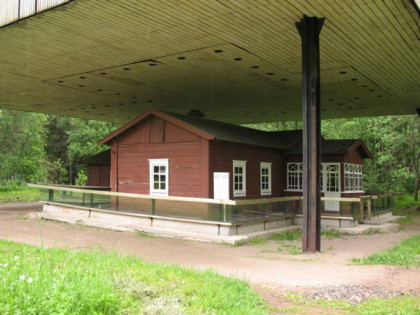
0 241 266 314
352 234 420 266
0 187 40 204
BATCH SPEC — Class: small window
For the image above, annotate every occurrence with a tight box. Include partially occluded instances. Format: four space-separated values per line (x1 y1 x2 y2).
233 160 247 197
149 159 169 196
260 162 272 195
287 163 303 191
344 163 363 192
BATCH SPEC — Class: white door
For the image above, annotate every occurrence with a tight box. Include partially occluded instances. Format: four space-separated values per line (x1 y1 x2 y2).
323 164 341 211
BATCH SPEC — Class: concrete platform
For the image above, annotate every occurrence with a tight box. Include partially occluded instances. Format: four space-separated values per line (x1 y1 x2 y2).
336 223 400 235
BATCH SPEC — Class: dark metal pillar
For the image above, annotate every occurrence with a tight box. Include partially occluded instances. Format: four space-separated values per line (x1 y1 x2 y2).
296 16 324 253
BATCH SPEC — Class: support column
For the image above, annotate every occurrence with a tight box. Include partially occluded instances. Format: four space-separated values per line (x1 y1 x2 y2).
296 16 324 253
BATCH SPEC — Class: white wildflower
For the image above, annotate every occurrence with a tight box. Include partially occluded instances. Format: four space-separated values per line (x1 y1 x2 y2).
3 263 8 268
14 256 19 260
27 277 33 283
19 275 25 281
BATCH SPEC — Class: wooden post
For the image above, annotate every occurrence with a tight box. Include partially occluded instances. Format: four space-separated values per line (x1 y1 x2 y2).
296 16 324 253
359 199 365 223
48 189 54 202
367 198 372 220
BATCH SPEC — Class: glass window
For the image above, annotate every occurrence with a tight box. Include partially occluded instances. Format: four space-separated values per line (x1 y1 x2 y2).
260 162 272 196
287 163 303 191
324 164 340 192
149 159 169 196
344 163 363 192
233 160 247 197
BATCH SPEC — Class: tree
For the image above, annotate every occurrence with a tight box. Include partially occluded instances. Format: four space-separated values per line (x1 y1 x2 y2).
0 109 48 181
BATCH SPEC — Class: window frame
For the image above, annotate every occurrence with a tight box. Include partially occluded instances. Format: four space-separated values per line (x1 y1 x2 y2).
149 159 169 196
286 162 303 191
260 162 272 196
344 163 363 192
322 163 341 193
232 160 247 197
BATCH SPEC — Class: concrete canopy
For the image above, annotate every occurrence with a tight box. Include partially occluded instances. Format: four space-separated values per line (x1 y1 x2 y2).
0 0 419 124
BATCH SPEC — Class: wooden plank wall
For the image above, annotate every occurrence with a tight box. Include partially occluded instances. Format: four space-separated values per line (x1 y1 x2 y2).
212 141 283 200
87 165 110 187
112 116 209 198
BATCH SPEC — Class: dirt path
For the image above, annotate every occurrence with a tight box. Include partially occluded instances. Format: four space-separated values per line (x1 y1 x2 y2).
1 203 419 304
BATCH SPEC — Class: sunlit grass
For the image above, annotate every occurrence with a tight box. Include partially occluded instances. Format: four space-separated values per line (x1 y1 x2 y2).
282 291 420 314
0 187 40 203
0 241 267 314
352 234 420 266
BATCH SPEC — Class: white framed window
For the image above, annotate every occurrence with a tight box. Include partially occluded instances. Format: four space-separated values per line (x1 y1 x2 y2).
287 163 303 191
287 162 340 192
233 160 247 197
149 159 169 196
345 163 363 192
260 162 272 195
322 163 340 192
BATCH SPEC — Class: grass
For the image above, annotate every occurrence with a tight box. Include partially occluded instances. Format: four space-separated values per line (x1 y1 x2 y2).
0 187 40 203
395 195 420 211
0 240 267 314
249 229 344 247
280 292 420 314
352 234 420 266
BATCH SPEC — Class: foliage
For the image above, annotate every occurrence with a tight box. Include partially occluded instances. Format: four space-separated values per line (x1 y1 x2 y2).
352 234 420 266
0 110 48 181
0 241 267 314
395 194 420 210
75 170 88 186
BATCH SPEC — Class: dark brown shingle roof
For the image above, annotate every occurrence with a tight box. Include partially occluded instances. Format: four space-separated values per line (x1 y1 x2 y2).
285 139 372 158
163 111 302 149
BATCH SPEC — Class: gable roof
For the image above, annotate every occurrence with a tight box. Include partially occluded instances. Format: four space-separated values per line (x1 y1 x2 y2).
285 139 373 159
98 109 302 150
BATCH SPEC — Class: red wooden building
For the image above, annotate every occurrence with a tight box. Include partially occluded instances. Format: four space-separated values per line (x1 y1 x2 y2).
80 150 111 187
97 109 372 201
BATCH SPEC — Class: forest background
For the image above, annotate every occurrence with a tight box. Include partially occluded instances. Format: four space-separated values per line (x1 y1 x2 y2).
0 109 418 200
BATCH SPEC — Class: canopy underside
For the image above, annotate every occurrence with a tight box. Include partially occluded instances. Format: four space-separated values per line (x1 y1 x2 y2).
0 0 419 124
